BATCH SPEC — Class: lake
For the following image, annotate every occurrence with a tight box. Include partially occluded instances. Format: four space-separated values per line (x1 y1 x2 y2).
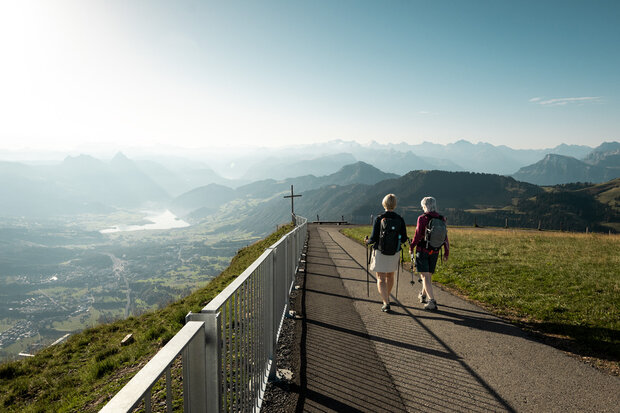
100 210 190 233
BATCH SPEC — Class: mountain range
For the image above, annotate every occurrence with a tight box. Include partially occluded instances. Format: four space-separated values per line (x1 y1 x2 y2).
194 139 598 179
177 167 618 236
512 142 620 185
0 154 169 216
1 141 618 233
168 162 398 220
193 139 619 183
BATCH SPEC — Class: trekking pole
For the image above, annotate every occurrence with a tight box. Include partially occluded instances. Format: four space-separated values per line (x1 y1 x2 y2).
365 236 369 297
367 214 374 298
396 247 401 299
409 242 415 285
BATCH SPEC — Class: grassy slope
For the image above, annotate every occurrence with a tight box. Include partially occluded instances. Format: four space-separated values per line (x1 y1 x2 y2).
343 226 620 372
0 224 293 412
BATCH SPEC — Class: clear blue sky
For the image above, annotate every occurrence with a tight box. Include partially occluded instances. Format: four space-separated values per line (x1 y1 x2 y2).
0 0 618 152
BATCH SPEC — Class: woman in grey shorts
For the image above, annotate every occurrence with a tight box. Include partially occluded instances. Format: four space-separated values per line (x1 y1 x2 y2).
365 194 408 312
409 196 449 310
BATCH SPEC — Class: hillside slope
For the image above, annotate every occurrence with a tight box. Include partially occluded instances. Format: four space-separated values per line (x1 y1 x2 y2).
180 161 398 222
513 154 616 185
0 224 293 412
217 171 619 235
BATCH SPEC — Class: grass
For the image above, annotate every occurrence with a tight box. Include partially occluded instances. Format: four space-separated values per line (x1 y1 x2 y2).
0 223 294 412
342 226 620 373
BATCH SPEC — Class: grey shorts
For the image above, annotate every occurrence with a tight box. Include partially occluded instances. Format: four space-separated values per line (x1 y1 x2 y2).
415 251 439 274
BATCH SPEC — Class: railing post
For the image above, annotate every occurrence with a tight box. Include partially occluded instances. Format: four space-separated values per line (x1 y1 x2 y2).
204 311 222 413
266 249 277 380
183 313 207 412
185 311 221 413
284 237 290 301
290 232 296 286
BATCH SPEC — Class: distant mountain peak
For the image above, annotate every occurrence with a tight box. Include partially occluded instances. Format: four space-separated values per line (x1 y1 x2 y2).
110 152 139 170
63 153 98 162
61 154 105 168
592 141 620 154
111 152 130 162
339 161 374 171
453 139 469 144
512 153 617 185
583 141 620 168
542 153 571 161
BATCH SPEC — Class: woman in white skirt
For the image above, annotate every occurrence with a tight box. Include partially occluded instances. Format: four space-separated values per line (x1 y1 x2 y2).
365 194 408 312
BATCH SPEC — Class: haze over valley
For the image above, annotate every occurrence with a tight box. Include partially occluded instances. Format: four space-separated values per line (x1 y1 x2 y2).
1 139 619 361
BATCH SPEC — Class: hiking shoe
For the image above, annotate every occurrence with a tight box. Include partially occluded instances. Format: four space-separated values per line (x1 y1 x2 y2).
381 303 391 312
418 291 427 303
424 299 437 311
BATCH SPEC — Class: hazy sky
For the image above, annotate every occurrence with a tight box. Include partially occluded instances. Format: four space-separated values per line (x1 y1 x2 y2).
1 0 618 153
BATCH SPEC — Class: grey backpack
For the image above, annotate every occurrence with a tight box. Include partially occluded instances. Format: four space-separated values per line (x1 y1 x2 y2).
424 216 447 250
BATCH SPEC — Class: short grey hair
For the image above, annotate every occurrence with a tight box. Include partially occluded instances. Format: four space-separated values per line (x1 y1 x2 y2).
382 194 397 210
421 196 436 213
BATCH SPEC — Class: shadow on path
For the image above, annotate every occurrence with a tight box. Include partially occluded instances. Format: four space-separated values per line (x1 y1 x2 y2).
288 224 620 413
319 229 516 413
296 228 407 413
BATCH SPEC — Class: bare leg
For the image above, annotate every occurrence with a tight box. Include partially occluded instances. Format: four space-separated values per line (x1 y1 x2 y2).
376 272 390 304
386 272 395 297
420 272 434 301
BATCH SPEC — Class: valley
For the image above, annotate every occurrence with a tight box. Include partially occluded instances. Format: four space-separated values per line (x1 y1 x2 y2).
0 213 253 363
1 140 618 363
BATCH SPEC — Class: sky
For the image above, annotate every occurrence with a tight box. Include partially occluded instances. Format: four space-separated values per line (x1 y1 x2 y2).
0 0 618 154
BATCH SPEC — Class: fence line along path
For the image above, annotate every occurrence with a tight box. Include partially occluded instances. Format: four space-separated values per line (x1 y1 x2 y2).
102 216 308 413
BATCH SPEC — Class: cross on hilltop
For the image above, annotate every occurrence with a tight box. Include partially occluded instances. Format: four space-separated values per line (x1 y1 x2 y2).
283 185 302 225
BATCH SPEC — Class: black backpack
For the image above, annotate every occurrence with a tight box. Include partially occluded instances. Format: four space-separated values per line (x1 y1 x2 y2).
424 215 447 250
378 216 402 255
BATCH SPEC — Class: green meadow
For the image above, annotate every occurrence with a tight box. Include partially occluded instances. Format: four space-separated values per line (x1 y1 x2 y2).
342 226 620 372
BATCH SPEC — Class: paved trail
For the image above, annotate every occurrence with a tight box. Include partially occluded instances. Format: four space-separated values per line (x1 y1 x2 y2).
294 224 619 412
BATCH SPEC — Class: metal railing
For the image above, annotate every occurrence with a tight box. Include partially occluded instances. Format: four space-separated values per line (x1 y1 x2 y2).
101 216 308 412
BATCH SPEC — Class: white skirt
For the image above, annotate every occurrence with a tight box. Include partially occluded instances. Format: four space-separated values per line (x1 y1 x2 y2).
369 249 400 273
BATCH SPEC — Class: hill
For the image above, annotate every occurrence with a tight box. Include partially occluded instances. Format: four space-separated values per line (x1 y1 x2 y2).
212 170 619 235
583 177 620 211
583 141 620 169
180 162 398 222
512 154 618 186
239 159 400 191
241 153 358 180
136 156 246 194
512 142 620 185
169 183 237 217
0 160 113 216
0 154 171 217
0 224 294 412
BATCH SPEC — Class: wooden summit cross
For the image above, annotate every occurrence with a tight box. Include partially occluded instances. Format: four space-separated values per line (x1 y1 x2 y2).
284 185 302 225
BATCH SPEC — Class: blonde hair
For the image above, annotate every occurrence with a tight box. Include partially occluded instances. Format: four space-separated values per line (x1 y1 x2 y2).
382 194 397 211
421 196 437 213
